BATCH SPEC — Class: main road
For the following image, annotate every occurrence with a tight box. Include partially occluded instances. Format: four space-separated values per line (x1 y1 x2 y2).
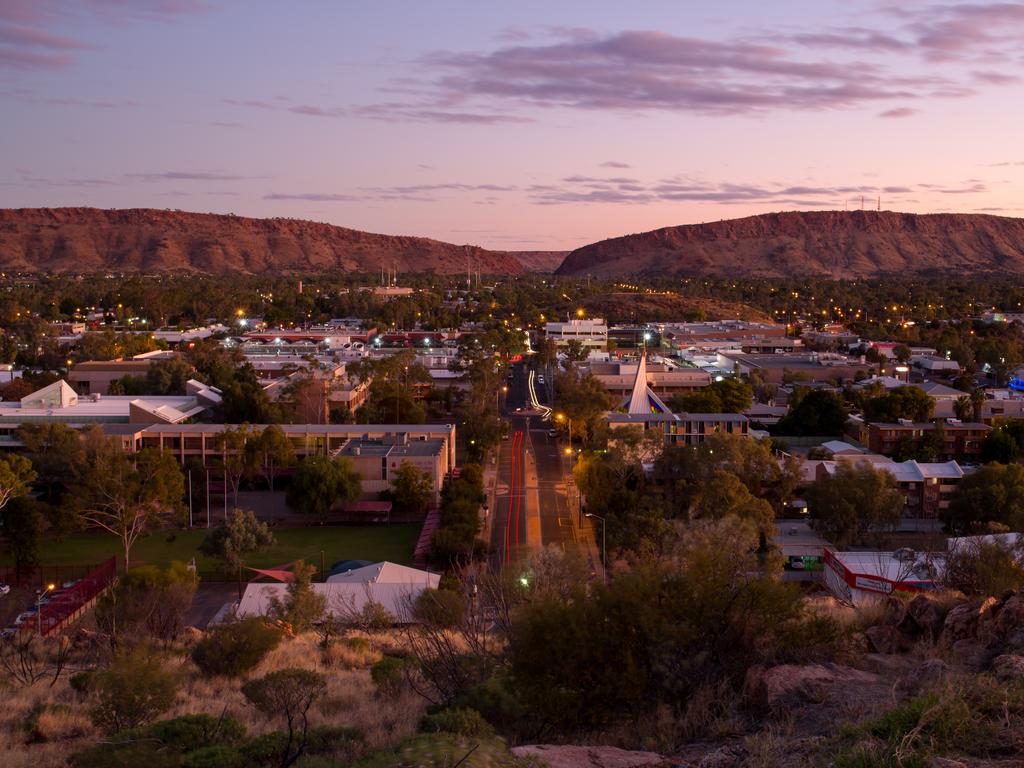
489 362 579 571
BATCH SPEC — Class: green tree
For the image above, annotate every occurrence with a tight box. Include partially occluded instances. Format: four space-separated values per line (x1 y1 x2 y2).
199 508 275 575
213 425 255 507
0 453 35 513
192 618 283 677
90 649 178 734
863 386 935 423
241 668 327 768
268 561 326 632
804 460 904 548
390 461 433 515
286 456 362 524
944 462 1024 534
688 469 776 534
774 389 848 436
246 425 296 491
95 561 198 643
72 428 185 570
1 496 43 575
145 355 196 395
15 422 83 508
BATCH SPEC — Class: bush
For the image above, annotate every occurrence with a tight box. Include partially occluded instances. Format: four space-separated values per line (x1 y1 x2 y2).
90 650 178 734
69 670 94 694
412 588 465 629
71 714 246 768
357 600 394 632
240 727 363 765
94 562 198 643
191 618 283 677
370 655 409 697
419 707 494 738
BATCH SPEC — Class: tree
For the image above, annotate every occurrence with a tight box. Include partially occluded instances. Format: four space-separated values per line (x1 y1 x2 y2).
72 428 185 570
0 453 35 513
268 561 325 632
773 389 848 436
90 649 179 734
563 339 589 368
894 344 912 364
247 425 295 492
944 534 1024 596
981 428 1022 464
688 469 775 534
944 462 1024 534
804 460 904 548
145 355 196 395
555 371 616 446
0 496 43 576
192 618 283 677
213 425 254 507
286 456 361 524
95 561 198 644
15 422 82 506
390 461 433 516
954 395 974 422
199 508 275 575
863 386 935 423
242 668 327 768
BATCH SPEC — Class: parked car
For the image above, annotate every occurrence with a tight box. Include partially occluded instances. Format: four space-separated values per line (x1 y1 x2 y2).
547 430 558 438
13 611 36 626
0 583 10 596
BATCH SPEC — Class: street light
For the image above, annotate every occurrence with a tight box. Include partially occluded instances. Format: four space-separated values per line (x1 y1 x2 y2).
585 513 607 584
36 583 55 635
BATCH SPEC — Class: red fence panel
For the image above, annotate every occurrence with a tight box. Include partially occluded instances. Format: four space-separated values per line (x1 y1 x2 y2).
36 557 117 636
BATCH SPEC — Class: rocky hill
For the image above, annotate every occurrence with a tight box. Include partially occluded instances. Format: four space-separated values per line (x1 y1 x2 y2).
556 210 1024 278
0 208 547 275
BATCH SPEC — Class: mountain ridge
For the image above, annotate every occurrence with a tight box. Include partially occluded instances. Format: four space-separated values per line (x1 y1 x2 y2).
0 207 566 275
555 210 1024 278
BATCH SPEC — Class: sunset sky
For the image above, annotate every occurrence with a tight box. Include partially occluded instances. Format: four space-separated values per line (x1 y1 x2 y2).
3 1 1024 250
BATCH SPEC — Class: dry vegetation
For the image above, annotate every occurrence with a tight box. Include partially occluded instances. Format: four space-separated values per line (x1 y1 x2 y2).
0 629 426 768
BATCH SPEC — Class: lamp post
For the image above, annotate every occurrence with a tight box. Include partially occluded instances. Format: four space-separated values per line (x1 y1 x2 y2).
584 513 606 584
36 583 55 635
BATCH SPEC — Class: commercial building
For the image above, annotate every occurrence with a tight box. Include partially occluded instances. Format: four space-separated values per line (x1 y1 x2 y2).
544 317 609 350
607 325 661 350
68 350 178 395
823 549 942 605
0 379 220 445
717 351 873 384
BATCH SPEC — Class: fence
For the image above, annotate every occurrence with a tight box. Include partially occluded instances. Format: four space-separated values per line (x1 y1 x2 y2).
0 563 106 593
35 557 117 636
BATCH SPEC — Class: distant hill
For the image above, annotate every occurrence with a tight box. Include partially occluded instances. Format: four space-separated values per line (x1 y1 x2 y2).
556 210 1024 278
0 207 556 275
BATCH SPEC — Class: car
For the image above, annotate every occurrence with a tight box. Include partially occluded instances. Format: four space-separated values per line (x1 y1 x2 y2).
0 583 10 596
13 611 36 626
547 430 558 438
537 375 545 384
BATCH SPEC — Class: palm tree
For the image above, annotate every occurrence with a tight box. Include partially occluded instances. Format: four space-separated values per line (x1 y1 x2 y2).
970 388 987 422
954 395 973 422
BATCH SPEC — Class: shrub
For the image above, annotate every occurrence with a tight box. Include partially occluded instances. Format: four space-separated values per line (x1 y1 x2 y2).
370 655 409 697
240 727 363 766
412 588 465 629
94 561 198 643
69 670 94 694
419 707 494 738
191 618 283 677
71 714 246 768
242 668 329 768
322 638 381 669
357 600 394 632
90 650 178 733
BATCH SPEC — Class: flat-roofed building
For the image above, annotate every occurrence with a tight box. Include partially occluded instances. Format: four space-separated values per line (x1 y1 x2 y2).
864 419 989 463
68 350 178 395
544 317 608 350
587 357 710 397
718 351 873 384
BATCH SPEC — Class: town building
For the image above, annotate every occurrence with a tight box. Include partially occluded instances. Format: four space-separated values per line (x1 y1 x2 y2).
823 549 942 605
68 350 178 395
0 379 221 445
606 351 750 446
544 317 609 350
587 356 710 398
717 351 873 384
862 419 989 463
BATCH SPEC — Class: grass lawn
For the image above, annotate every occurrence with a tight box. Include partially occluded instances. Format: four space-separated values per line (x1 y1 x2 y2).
4 525 421 573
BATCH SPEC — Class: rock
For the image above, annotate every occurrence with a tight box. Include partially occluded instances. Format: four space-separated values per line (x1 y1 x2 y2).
906 594 945 638
744 663 882 712
994 594 1024 648
929 758 968 768
882 595 907 626
992 654 1024 682
697 745 747 768
950 639 992 672
865 625 906 654
942 597 998 644
917 658 950 685
511 745 671 768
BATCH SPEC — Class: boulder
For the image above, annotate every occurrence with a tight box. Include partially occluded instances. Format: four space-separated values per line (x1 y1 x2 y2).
744 663 882 712
992 654 1024 683
882 595 907 626
511 745 671 768
905 594 945 638
865 625 906 654
994 594 1024 649
917 658 950 685
942 597 998 644
950 639 992 672
697 746 747 768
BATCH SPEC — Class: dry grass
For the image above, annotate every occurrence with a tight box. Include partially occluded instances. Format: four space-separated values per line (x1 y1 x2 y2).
0 629 429 765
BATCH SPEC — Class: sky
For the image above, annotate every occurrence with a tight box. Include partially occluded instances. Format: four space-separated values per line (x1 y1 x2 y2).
2 0 1024 251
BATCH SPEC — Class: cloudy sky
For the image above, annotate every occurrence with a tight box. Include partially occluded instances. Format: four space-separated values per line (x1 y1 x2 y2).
2 0 1024 249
